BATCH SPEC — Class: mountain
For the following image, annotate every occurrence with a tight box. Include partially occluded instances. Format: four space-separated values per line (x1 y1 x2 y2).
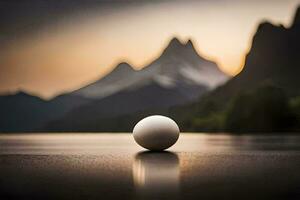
77 6 300 132
170 6 300 131
0 37 226 132
72 38 227 99
46 81 207 131
0 92 90 132
200 6 300 105
45 38 226 131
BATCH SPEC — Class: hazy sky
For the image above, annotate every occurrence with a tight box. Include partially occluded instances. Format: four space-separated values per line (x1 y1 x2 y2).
0 0 299 99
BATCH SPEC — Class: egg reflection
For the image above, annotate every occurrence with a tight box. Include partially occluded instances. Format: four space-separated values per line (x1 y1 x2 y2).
133 151 180 199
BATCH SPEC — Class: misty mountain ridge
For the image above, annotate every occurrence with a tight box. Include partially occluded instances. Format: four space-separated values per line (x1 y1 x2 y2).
0 91 90 131
72 37 228 99
0 37 227 132
44 38 225 130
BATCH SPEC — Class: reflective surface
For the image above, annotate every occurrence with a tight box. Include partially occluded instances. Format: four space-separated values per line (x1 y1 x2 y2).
133 152 179 199
0 133 300 200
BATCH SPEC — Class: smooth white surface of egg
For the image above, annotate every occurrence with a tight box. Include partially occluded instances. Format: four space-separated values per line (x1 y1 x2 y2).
133 115 180 151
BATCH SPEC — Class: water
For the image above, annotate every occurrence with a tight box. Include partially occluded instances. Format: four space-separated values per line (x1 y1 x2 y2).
0 133 300 200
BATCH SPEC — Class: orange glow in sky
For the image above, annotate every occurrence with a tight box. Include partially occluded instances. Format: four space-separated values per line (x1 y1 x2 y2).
0 0 299 99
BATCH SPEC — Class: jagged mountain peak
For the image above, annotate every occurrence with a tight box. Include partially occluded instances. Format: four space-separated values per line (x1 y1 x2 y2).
168 37 193 46
168 37 184 45
185 39 194 47
256 21 284 34
111 62 134 73
250 21 287 53
163 37 196 55
71 36 227 99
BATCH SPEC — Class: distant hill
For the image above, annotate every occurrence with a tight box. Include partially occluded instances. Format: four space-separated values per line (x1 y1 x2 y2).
83 6 300 132
0 92 90 132
0 38 226 132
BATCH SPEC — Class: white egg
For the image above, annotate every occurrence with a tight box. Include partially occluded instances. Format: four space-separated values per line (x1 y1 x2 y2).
133 115 180 151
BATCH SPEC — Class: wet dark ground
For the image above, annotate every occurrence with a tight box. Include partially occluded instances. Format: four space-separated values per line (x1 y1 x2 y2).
0 133 300 200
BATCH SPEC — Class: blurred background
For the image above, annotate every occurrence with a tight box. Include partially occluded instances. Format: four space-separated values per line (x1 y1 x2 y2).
0 0 299 133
